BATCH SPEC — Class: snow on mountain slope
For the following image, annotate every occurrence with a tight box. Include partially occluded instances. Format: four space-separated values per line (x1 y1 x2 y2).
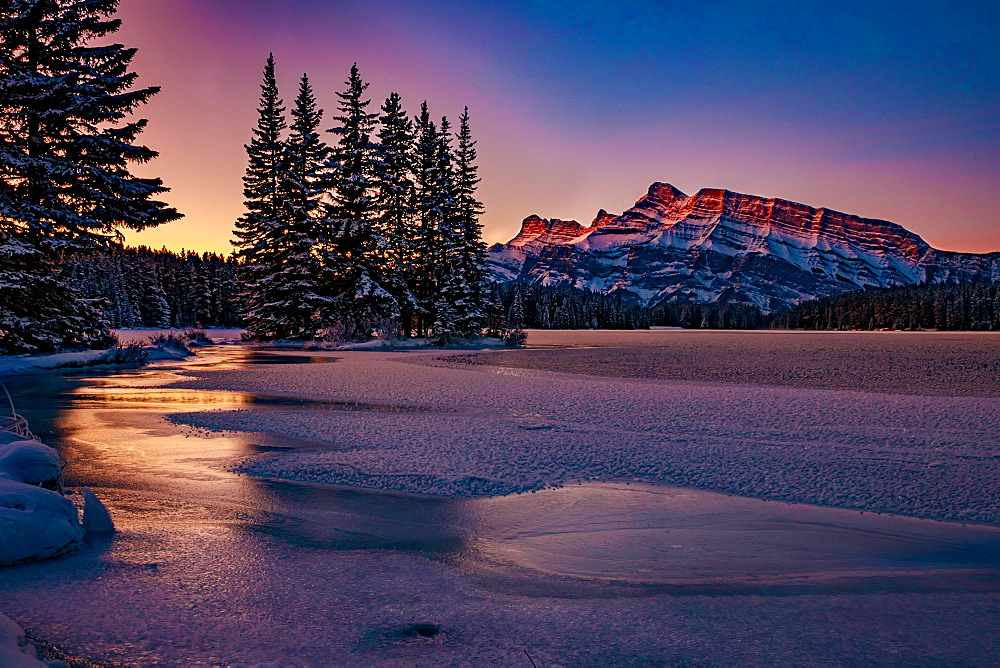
489 183 1000 311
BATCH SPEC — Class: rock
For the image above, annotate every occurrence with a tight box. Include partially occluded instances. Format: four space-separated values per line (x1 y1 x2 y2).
81 487 115 537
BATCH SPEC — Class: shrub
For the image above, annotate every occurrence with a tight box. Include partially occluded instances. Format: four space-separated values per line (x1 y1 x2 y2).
184 328 213 344
149 332 190 352
95 343 150 364
503 329 528 347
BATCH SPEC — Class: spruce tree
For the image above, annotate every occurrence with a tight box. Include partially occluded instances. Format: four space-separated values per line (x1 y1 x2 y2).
373 91 417 334
450 107 489 336
320 64 399 337
233 53 285 332
0 0 178 353
247 74 331 339
410 102 440 336
429 115 465 340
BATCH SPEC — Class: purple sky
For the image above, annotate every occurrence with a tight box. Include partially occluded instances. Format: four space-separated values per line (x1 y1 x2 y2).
116 0 1000 254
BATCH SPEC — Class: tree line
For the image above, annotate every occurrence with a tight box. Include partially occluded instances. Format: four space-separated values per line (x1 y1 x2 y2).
491 283 653 331
65 246 241 329
233 57 488 342
770 281 1000 331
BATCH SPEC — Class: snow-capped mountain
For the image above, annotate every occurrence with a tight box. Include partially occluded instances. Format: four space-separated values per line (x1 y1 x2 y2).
488 183 1000 312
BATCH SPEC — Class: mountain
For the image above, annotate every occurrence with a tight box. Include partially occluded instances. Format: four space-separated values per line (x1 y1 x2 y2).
488 183 1000 312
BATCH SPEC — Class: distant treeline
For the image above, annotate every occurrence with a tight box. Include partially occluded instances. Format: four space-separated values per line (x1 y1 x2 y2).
65 246 242 328
64 251 1000 333
770 281 1000 331
494 281 1000 332
490 283 653 330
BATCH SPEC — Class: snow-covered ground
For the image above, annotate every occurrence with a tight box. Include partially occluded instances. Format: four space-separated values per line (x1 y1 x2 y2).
167 335 1000 523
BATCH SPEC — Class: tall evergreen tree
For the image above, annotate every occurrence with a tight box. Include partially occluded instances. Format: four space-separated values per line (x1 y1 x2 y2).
246 74 331 339
450 107 489 336
233 53 285 330
429 115 465 340
0 0 178 353
373 91 417 334
321 63 399 336
409 101 440 336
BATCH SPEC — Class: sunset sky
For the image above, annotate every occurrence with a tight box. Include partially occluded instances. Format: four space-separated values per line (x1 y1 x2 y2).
115 0 999 255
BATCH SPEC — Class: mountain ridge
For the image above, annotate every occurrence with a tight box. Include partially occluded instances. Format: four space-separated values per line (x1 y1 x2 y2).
488 183 1000 312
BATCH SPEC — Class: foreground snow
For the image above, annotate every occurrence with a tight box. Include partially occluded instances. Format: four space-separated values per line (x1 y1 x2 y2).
170 345 1000 523
0 613 45 667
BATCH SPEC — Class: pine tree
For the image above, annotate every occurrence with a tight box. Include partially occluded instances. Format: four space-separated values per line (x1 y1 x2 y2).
373 94 415 279
321 64 399 337
410 102 440 336
428 115 465 340
450 107 489 336
0 0 178 353
247 74 331 339
233 53 285 332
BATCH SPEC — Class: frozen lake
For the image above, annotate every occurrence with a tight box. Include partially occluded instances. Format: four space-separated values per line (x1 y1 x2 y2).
1 332 998 665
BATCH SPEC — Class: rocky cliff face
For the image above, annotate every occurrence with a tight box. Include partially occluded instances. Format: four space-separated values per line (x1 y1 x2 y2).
488 183 1000 312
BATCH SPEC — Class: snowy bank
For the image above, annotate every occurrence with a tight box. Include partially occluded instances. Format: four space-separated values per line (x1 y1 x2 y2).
0 341 195 377
252 335 507 351
113 327 245 345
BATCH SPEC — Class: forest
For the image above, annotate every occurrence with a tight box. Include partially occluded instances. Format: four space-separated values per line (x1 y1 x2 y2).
770 281 1000 331
66 246 241 329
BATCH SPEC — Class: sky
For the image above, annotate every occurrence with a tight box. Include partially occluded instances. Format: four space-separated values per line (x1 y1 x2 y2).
115 0 1000 254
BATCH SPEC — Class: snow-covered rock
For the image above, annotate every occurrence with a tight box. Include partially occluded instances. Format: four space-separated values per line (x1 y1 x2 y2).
0 440 62 488
0 613 45 667
82 487 115 537
0 438 84 566
489 183 1000 312
0 480 83 565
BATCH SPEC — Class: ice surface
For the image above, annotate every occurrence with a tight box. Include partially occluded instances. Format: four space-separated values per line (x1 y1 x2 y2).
169 336 1000 523
0 337 996 665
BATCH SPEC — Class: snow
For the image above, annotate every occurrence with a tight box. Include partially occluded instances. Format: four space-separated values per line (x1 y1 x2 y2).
0 612 44 667
0 436 84 565
0 350 108 376
168 333 1000 523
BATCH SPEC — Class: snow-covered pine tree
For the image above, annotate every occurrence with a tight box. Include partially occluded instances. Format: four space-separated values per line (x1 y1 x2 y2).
450 107 489 337
0 0 178 353
232 54 286 334
410 102 440 336
373 92 418 335
246 74 331 339
320 64 400 338
428 115 466 341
